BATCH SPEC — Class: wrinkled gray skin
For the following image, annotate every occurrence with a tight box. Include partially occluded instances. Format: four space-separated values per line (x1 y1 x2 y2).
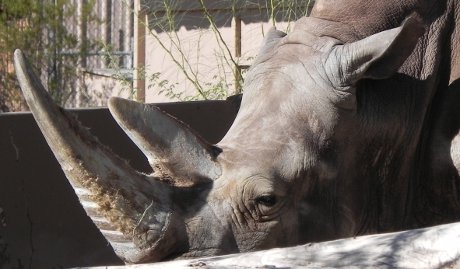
13 0 460 264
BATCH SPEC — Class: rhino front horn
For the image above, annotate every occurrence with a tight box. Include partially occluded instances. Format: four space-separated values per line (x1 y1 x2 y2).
14 49 179 263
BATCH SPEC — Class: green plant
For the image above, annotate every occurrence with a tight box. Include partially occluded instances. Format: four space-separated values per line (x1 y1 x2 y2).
0 0 98 111
112 0 311 102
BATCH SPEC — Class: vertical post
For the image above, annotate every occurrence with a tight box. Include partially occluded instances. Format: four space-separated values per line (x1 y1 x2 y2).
48 0 58 94
80 0 88 69
234 16 241 58
134 0 146 102
128 0 134 70
234 16 242 94
119 29 125 67
105 0 112 67
76 0 89 107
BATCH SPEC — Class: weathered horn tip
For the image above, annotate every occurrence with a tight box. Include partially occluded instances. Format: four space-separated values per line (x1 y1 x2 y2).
13 48 52 108
108 96 128 106
13 49 26 74
108 97 139 118
13 49 29 74
14 48 23 58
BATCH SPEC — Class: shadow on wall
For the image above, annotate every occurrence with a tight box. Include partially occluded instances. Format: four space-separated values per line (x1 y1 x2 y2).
0 98 239 268
143 0 313 32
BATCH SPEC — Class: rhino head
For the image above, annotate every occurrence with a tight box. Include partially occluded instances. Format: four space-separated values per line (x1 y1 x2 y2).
14 15 424 263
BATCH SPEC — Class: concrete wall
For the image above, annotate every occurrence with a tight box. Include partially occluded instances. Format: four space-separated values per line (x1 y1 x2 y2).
0 98 240 268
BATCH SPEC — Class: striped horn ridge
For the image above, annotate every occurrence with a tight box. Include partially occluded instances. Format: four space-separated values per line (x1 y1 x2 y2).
14 49 178 263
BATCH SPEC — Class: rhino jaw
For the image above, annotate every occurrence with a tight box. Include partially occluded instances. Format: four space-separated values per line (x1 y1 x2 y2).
13 49 180 263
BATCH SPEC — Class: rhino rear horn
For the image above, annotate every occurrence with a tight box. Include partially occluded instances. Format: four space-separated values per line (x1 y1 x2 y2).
14 49 179 263
108 97 222 186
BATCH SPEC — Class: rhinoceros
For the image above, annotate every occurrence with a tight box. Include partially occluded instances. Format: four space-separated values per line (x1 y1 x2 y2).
13 0 460 264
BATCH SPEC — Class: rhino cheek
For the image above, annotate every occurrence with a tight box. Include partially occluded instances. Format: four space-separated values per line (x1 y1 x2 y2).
228 207 299 252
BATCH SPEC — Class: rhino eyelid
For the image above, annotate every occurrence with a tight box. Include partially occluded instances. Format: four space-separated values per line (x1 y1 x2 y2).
255 195 278 207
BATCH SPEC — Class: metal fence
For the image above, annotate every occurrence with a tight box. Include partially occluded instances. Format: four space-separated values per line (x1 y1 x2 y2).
65 0 134 73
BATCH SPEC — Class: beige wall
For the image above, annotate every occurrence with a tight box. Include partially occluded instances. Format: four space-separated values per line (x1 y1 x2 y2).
83 17 293 105
64 0 311 106
144 19 292 103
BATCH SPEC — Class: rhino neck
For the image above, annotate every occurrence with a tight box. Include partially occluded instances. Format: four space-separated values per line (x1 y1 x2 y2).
351 45 454 233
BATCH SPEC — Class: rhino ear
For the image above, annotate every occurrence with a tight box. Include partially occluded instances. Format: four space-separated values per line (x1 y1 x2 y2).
260 27 287 54
108 97 221 186
336 15 425 85
251 27 286 65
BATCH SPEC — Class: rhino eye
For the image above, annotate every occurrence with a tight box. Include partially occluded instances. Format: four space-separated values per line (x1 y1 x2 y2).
256 195 277 207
